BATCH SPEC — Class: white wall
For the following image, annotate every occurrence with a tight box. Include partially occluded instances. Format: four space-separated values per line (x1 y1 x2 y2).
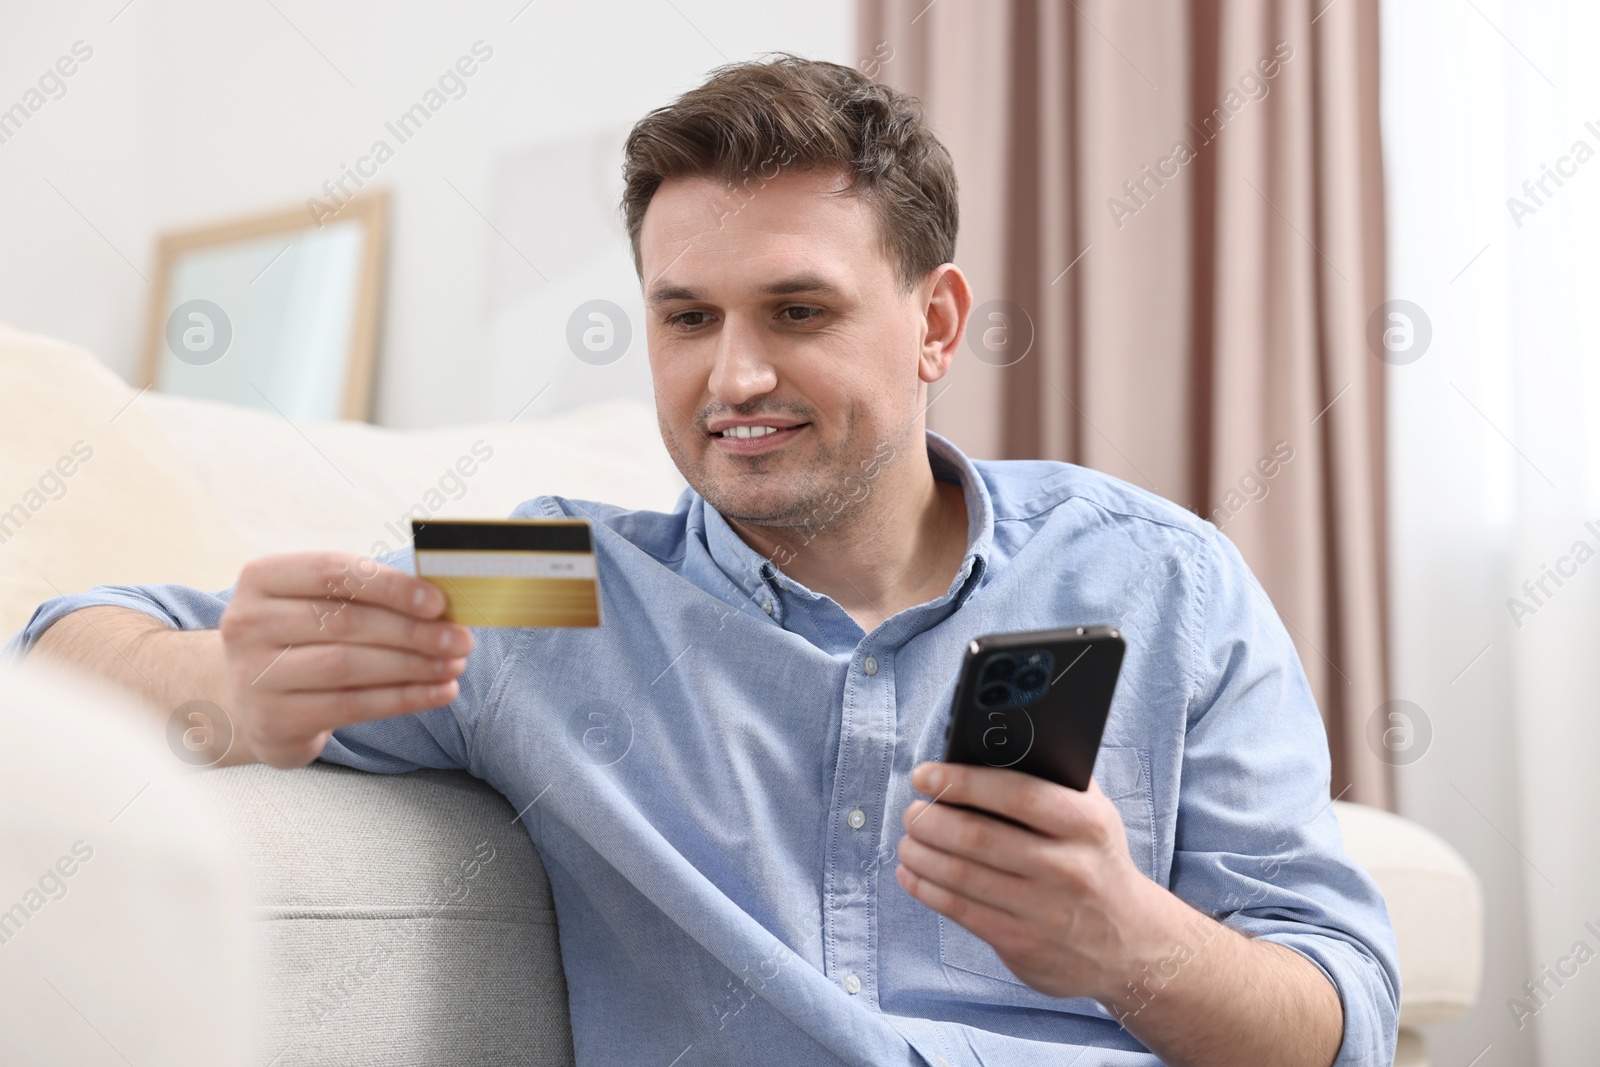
0 4 154 379
0 0 855 427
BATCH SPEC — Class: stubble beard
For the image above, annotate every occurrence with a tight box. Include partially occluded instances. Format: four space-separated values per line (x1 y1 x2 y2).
665 409 892 534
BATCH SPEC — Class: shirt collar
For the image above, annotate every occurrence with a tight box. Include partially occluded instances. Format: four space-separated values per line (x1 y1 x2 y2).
689 429 994 626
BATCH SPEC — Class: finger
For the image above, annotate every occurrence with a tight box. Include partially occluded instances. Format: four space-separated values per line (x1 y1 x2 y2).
255 728 333 771
245 596 473 657
265 678 462 737
242 552 446 619
896 832 1034 917
910 761 1112 844
251 643 467 692
895 860 1027 943
901 798 1047 878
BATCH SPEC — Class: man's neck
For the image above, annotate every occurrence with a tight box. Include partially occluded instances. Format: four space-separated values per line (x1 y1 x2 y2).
724 456 971 633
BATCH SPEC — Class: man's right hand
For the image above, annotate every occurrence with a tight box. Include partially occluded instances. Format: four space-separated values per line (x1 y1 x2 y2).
219 552 473 768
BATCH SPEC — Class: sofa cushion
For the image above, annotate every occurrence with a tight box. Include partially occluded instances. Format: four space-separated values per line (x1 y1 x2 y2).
138 389 685 560
195 763 575 1066
0 323 253 636
0 319 686 640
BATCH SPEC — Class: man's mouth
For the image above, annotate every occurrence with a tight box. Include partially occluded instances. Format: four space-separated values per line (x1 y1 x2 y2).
706 421 810 454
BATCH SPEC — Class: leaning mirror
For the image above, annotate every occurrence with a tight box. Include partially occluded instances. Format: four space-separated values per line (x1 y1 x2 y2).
140 191 388 421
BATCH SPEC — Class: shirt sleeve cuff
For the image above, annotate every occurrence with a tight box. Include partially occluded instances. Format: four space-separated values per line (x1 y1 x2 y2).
4 588 182 661
1229 919 1401 1067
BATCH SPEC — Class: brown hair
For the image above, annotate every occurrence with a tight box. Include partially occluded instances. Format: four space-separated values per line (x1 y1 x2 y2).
621 54 958 290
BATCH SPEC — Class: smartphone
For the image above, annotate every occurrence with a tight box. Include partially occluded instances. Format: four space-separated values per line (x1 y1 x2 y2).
940 626 1126 808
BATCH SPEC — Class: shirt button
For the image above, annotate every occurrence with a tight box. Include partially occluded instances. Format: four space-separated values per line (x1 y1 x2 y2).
843 973 862 994
761 598 773 615
846 808 866 829
862 655 879 676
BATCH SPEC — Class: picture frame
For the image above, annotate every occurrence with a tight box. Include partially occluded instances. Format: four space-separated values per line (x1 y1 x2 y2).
139 190 389 421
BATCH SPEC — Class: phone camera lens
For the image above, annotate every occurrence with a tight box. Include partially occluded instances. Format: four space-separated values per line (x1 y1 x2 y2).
977 682 1013 708
979 654 1016 686
1008 648 1053 704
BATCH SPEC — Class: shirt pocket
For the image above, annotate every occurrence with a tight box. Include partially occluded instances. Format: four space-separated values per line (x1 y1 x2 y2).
1094 745 1156 881
936 746 1157 1007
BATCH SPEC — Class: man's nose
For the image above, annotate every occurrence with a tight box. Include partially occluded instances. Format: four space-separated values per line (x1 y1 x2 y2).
706 315 779 406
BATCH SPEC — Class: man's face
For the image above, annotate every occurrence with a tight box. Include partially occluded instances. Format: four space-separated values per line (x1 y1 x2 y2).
639 167 930 528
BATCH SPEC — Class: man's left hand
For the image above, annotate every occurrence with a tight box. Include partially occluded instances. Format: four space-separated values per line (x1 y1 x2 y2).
895 760 1187 1003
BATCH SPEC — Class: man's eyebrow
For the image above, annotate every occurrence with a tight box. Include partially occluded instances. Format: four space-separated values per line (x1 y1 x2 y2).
647 283 697 307
758 273 843 298
646 273 844 307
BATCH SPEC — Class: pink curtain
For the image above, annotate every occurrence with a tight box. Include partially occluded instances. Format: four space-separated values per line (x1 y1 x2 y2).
858 0 1392 808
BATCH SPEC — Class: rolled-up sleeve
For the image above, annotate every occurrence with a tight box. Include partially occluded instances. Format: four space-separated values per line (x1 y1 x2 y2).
1170 530 1401 1067
2 548 476 775
4 581 235 661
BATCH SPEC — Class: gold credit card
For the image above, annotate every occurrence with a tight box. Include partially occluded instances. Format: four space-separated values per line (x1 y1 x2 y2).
411 518 600 628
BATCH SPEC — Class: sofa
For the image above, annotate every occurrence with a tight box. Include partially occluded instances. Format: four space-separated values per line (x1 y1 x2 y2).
0 323 1483 1065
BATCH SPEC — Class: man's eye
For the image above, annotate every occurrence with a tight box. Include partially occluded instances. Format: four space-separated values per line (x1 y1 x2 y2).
671 311 711 328
780 306 821 323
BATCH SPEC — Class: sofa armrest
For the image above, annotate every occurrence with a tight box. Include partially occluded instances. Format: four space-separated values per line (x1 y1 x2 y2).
195 763 575 1066
1333 800 1483 1028
0 659 253 1065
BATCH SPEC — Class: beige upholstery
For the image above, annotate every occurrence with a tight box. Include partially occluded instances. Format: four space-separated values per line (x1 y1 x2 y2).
134 384 684 561
1334 800 1484 1035
0 324 251 636
0 326 1483 1064
194 763 574 1066
0 320 684 635
0 660 255 1066
1395 1029 1427 1067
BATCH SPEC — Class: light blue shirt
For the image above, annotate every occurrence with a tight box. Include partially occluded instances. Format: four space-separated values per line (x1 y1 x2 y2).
6 430 1399 1066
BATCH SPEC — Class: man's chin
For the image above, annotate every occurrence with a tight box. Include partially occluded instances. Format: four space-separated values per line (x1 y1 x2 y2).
670 439 842 526
691 469 828 527
700 486 812 528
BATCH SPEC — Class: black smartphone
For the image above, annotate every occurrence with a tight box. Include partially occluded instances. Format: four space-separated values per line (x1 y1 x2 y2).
940 626 1126 810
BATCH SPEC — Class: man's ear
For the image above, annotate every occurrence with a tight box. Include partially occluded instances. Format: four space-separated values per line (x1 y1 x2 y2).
918 264 973 385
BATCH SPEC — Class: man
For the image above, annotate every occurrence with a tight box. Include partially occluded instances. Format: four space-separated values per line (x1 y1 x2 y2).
10 56 1397 1066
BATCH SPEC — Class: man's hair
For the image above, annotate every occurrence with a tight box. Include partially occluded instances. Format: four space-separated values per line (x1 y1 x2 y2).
621 54 958 291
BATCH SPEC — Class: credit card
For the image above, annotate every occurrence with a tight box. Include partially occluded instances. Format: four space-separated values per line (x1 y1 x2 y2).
411 518 600 628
